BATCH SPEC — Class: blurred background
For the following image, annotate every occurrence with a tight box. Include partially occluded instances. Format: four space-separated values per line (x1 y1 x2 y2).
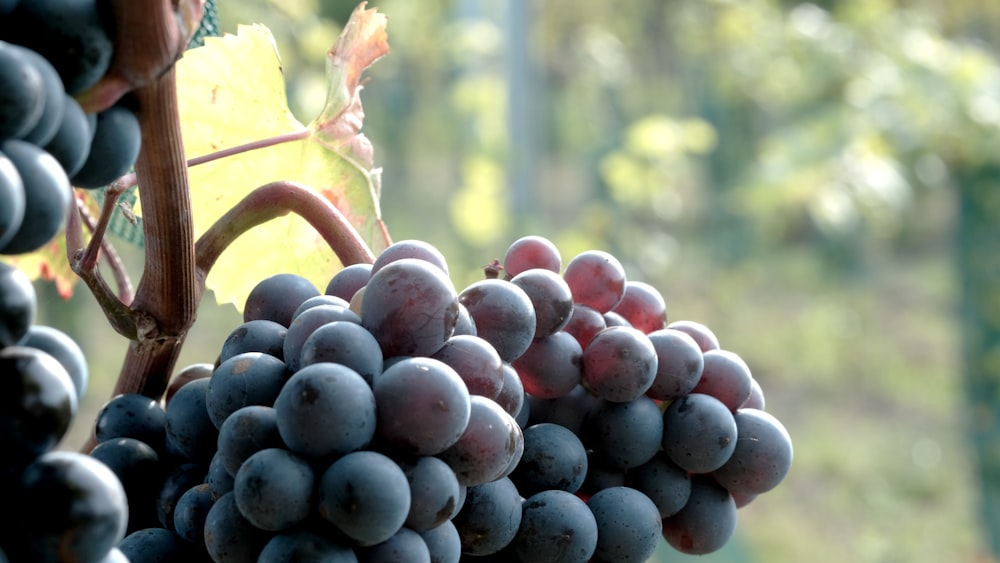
39 0 1000 561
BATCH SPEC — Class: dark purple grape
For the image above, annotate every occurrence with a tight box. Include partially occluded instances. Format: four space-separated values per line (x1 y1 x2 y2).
166 363 212 405
206 452 234 500
361 258 459 357
645 327 704 400
711 408 793 496
42 94 92 177
437 395 523 486
585 395 663 470
691 349 753 411
117 528 201 562
511 330 582 399
164 377 218 463
561 304 605 349
94 393 167 454
0 41 43 139
626 451 691 518
562 250 626 313
1 139 71 254
243 273 320 327
173 483 214 545
317 450 411 546
0 153 24 251
666 319 720 352
400 456 462 532
204 491 271 563
509 268 574 338
509 422 588 496
282 304 361 372
325 262 373 301
356 527 431 562
586 486 662 563
431 334 504 399
218 319 287 363
273 362 376 459
70 105 141 189
207 352 289 429
610 280 667 333
525 383 600 435
661 393 738 474
451 476 522 556
258 529 358 562
458 279 536 362
374 356 471 456
6 451 128 563
16 45 64 147
513 489 598 563
418 520 461 563
0 345 76 469
18 324 88 400
216 405 285 478
453 303 477 337
156 462 206 531
494 362 524 419
602 310 632 328
234 448 315 532
502 235 561 279
88 437 163 532
291 294 352 320
299 320 383 385
581 326 657 402
661 475 737 555
371 238 449 276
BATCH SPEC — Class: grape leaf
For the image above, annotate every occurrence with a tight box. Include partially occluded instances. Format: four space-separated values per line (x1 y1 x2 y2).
175 4 390 309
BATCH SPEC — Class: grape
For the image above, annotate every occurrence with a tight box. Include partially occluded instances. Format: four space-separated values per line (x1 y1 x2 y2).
273 362 376 459
458 278 536 362
71 104 142 189
602 310 631 328
206 351 289 429
493 361 525 418
0 41 43 139
243 272 321 327
234 447 315 531
0 139 71 254
216 405 285 478
291 293 351 319
400 456 463 531
661 393 738 474
299 320 384 386
164 377 218 463
317 450 412 546
371 238 449 276
361 258 460 357
691 348 753 411
0 153 24 250
5 451 128 563
0 346 77 469
418 520 461 563
581 326 658 403
502 235 561 279
437 395 523 486
42 94 92 177
509 422 588 496
586 486 662 563
218 318 287 363
645 327 704 400
711 408 793 496
625 451 691 518
560 303 605 349
356 526 431 562
282 303 361 372
525 383 600 435
203 491 271 563
562 250 626 313
17 46 65 146
666 319 720 352
166 363 212 405
743 376 766 410
325 262 373 301
205 452 234 500
172 483 214 545
258 529 358 562
512 330 582 399
453 302 477 336
19 324 89 400
0 261 35 346
514 489 598 563
1 0 114 94
451 476 522 556
155 462 206 531
117 527 200 562
89 437 163 532
509 268 574 337
373 356 471 456
661 475 737 555
431 334 504 399
585 395 663 470
609 280 667 334
94 393 167 453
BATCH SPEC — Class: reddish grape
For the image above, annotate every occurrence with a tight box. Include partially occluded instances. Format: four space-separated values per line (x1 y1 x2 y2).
691 349 753 412
458 279 536 362
509 268 573 338
370 238 449 276
581 326 658 403
645 328 704 400
561 304 606 349
502 235 561 279
666 319 720 352
662 475 737 555
512 331 583 399
562 250 626 313
611 281 667 333
431 334 505 400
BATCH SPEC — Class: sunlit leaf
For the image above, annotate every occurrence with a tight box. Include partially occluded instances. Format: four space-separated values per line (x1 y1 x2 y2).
175 4 389 310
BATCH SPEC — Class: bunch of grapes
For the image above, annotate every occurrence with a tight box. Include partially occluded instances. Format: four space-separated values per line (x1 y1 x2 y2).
87 236 792 562
0 0 142 255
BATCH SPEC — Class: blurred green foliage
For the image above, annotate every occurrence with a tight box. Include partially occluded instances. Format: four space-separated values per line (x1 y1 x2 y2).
43 0 1000 561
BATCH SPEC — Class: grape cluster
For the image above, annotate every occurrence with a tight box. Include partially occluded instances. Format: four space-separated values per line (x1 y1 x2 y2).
0 259 130 561
89 235 792 562
0 0 142 255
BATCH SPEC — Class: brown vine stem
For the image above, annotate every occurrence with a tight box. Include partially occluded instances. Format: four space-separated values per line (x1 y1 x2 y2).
195 180 376 282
